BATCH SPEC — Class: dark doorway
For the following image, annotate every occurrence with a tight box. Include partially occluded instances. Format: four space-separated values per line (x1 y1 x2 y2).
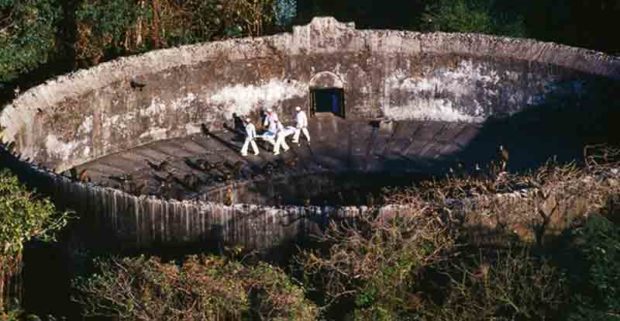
311 88 345 118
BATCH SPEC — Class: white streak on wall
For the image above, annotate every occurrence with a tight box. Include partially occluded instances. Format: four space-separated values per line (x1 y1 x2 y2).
139 127 168 141
45 135 84 162
185 123 201 134
171 93 197 111
385 60 500 122
77 116 93 135
140 93 197 124
210 79 306 118
385 99 484 122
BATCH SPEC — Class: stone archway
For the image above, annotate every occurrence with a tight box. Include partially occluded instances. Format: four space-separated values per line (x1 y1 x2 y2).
309 71 345 117
309 71 344 89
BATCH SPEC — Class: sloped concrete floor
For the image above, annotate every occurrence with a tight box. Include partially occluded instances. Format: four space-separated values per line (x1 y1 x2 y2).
73 116 477 200
73 106 606 205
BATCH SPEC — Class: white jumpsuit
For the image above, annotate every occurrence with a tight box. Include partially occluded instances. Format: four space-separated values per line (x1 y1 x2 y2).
263 111 280 133
241 123 259 156
273 122 291 155
293 110 310 143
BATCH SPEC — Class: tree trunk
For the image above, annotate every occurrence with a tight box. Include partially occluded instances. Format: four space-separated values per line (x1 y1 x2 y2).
151 0 162 48
136 0 145 47
0 254 23 313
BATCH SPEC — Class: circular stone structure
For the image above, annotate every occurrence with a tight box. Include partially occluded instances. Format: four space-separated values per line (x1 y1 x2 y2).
1 17 618 252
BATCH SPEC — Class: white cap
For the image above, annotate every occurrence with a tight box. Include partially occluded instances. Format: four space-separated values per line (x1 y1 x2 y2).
267 108 273 113
245 117 251 122
295 106 301 111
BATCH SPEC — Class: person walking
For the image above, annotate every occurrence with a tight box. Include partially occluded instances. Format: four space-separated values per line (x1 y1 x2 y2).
292 106 310 145
273 120 290 155
241 118 259 156
263 108 279 133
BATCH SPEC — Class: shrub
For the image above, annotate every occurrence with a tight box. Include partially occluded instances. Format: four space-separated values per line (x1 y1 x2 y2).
420 248 568 321
567 215 620 321
0 170 69 313
297 200 454 320
299 150 619 320
73 255 317 321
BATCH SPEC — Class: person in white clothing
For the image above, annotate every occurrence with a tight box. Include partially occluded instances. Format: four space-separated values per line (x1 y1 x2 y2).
240 118 259 156
292 106 310 144
273 120 290 155
263 108 280 134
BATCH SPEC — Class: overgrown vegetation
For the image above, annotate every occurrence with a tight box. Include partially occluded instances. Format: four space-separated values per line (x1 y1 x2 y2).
0 170 69 315
0 0 279 85
292 148 620 320
298 200 454 320
75 0 277 65
68 150 620 320
0 0 59 82
567 215 620 320
73 255 317 321
420 248 568 321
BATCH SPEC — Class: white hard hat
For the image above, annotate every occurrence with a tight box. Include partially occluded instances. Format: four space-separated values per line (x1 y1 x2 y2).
267 108 273 113
245 117 251 122
295 106 301 111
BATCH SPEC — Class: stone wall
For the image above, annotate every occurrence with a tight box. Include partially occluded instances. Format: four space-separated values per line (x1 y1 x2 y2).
0 17 618 251
0 149 383 252
1 17 618 173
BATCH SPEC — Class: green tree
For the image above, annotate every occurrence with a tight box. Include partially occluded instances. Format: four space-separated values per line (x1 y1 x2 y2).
75 0 143 64
0 170 69 314
0 0 59 82
75 0 276 64
421 0 525 37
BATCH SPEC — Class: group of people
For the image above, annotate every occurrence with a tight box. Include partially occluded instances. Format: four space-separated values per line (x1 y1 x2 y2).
240 106 311 157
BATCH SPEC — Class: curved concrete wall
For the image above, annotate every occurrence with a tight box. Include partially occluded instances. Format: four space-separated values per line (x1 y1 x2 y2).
0 151 378 252
1 17 618 173
0 17 618 252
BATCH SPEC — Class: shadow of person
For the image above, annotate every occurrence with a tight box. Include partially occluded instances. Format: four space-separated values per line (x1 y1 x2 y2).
232 113 244 133
230 113 245 141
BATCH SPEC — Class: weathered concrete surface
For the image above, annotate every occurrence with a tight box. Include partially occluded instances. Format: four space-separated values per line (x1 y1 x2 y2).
1 17 618 173
73 117 475 204
0 17 618 251
0 148 387 252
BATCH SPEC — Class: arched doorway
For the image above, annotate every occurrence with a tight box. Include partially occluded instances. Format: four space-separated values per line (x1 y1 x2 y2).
309 71 345 118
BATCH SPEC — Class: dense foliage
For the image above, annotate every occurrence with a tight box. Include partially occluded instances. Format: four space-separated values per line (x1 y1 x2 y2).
73 255 317 321
421 0 526 37
296 0 619 53
294 152 620 320
0 170 68 314
0 0 59 82
75 0 276 64
0 0 278 85
64 151 620 320
421 249 568 321
567 215 620 320
1 0 617 90
299 202 454 320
